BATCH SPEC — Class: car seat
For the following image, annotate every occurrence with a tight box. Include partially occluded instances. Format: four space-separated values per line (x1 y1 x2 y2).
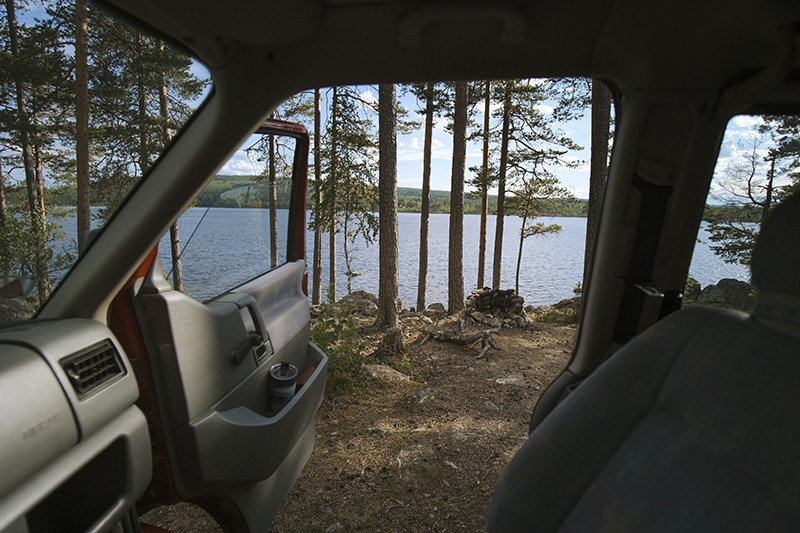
488 193 800 532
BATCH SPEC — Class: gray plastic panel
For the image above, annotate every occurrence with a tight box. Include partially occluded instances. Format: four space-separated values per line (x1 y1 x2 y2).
0 319 150 533
234 261 310 353
0 406 151 533
174 342 327 484
0 319 140 440
224 420 317 532
0 345 78 500
137 289 259 426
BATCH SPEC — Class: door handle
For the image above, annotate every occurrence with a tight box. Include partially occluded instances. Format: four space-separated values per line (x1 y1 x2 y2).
231 333 263 366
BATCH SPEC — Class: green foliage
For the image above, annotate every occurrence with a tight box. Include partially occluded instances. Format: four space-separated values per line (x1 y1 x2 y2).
704 116 800 268
310 301 368 399
572 281 583 296
391 353 413 376
0 0 208 305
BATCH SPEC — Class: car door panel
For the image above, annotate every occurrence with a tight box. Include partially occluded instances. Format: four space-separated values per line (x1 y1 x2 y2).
134 257 325 530
129 120 324 531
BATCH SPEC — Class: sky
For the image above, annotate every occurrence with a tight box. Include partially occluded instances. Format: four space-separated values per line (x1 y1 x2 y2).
220 84 596 198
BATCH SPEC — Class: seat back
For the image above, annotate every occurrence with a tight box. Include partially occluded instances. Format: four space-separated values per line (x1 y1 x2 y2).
488 193 800 532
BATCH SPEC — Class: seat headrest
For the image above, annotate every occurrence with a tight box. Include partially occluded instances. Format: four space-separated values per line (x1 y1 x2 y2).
751 192 800 295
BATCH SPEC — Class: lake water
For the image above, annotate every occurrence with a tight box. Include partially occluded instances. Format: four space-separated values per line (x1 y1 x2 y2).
52 208 749 306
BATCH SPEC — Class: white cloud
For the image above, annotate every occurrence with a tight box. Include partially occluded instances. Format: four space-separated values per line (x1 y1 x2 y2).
220 152 264 175
730 115 764 130
535 104 554 115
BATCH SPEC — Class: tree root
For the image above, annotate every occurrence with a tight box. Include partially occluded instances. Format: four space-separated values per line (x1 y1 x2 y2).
419 311 500 357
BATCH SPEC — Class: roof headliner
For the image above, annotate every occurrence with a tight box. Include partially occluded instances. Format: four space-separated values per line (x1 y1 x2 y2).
106 0 800 98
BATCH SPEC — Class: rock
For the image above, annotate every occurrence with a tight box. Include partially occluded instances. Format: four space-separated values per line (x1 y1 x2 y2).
396 297 407 314
0 298 35 322
552 297 581 311
309 304 324 319
423 302 447 318
345 290 378 303
496 373 525 386
486 316 503 327
482 400 499 411
325 523 344 532
698 278 754 311
684 276 701 301
364 364 410 381
413 387 431 403
336 290 379 316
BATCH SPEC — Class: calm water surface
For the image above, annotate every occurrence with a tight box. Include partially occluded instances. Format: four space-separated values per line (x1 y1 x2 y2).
53 208 748 306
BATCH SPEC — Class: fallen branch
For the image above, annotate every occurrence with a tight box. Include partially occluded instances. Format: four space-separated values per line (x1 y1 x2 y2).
420 311 500 357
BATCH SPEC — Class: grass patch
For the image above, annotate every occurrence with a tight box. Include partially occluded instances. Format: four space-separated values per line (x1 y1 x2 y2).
310 302 369 399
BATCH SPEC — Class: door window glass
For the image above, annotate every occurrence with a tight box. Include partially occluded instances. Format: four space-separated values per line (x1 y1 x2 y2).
158 131 300 301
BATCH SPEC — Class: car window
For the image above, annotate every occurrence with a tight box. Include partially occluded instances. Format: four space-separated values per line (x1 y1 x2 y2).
0 0 211 320
687 114 798 310
157 132 298 301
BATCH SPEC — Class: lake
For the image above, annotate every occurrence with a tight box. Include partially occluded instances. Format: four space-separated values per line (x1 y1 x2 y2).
52 208 749 306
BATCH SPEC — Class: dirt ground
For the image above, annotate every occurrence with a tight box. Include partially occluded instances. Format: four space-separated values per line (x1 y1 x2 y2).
141 315 576 533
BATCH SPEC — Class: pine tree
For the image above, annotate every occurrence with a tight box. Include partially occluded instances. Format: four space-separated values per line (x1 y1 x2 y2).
705 117 800 269
319 86 378 301
489 79 582 290
448 81 468 314
312 88 323 304
375 83 398 328
408 82 448 311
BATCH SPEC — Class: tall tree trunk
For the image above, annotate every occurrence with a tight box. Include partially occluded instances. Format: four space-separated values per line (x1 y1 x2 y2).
515 210 529 296
376 83 399 328
0 159 7 274
75 0 91 254
492 84 511 290
6 0 49 298
761 156 775 225
583 81 611 285
312 88 323 304
137 34 149 176
328 87 338 303
448 81 467 314
32 135 50 297
268 112 278 268
477 80 491 289
343 214 352 295
157 39 183 293
416 82 434 311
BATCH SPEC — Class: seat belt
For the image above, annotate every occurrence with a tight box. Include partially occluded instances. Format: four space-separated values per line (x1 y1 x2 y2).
612 173 673 344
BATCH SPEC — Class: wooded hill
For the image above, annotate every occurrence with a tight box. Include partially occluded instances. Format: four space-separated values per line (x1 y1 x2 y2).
188 176 593 217
46 174 761 222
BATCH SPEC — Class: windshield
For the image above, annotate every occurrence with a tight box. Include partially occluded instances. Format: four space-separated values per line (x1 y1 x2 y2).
0 0 211 319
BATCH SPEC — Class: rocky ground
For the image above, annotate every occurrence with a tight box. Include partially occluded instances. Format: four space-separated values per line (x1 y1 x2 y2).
141 303 577 533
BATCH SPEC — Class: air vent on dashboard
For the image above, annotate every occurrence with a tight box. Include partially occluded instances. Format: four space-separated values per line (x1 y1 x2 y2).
60 340 126 399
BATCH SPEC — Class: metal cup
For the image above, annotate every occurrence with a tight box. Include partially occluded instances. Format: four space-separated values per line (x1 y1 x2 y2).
269 363 298 411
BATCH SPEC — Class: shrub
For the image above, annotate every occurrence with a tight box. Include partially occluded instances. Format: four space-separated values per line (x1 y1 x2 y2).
310 301 368 399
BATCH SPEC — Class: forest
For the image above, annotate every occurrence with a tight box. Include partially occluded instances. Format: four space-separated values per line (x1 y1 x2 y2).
154 175 592 217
